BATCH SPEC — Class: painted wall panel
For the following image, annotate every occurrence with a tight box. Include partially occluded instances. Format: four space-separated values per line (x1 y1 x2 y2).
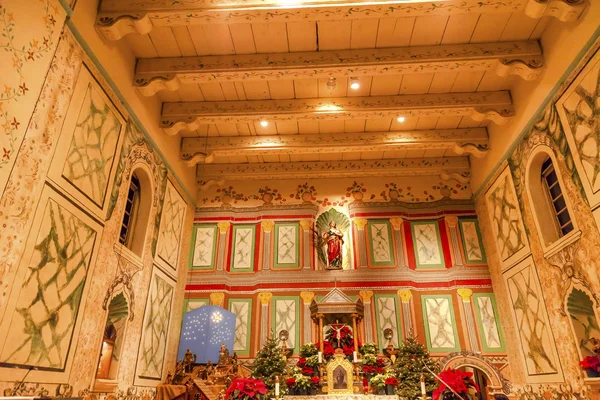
271 296 299 354
421 294 460 353
274 222 300 268
228 298 253 355
374 294 402 352
190 224 218 270
411 221 445 269
231 225 256 272
473 293 505 352
156 181 187 277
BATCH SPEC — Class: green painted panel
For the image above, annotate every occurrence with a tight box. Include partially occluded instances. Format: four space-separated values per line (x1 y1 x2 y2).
274 222 300 269
189 224 218 270
421 294 460 353
472 293 505 352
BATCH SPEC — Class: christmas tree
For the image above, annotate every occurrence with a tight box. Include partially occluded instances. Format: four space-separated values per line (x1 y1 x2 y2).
251 336 289 393
392 335 439 399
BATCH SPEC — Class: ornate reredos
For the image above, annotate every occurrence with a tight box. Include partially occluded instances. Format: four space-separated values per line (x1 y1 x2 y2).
310 288 364 324
326 352 354 395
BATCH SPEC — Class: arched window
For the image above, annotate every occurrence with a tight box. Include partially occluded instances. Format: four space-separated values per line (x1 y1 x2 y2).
117 168 153 257
526 146 578 252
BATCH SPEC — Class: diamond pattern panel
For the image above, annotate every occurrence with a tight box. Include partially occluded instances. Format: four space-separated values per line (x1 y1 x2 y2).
157 182 186 270
370 223 392 263
138 272 174 379
277 225 297 265
461 220 484 262
230 300 251 352
424 297 457 350
376 297 399 348
506 264 558 375
62 84 121 206
193 226 216 268
476 296 502 349
0 199 96 368
413 223 442 266
232 227 254 270
274 299 297 350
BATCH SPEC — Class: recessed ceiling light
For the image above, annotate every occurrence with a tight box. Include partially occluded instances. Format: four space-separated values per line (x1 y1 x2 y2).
350 77 360 90
397 116 406 123
260 120 269 127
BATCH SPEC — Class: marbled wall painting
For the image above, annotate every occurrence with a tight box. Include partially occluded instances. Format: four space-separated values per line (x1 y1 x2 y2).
183 298 209 313
459 219 487 264
411 221 445 269
374 295 401 351
156 181 187 277
190 225 217 270
272 297 299 353
367 220 395 267
485 166 529 270
231 225 255 272
504 256 563 382
473 293 505 352
274 222 299 269
136 268 174 383
47 66 125 216
0 0 65 195
421 295 460 352
228 299 252 355
0 184 101 380
557 50 600 208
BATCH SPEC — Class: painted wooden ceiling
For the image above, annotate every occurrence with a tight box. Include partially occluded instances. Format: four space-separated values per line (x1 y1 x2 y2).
95 0 588 187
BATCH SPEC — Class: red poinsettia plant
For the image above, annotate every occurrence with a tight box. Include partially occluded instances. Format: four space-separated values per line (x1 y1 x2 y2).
384 377 398 386
285 378 296 388
225 378 268 400
310 376 321 387
580 355 600 372
432 369 479 400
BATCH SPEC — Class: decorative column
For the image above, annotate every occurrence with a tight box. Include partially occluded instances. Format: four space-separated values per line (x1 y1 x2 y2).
210 292 225 307
316 313 325 353
444 216 464 268
397 289 413 338
353 219 368 268
359 290 374 342
300 291 315 344
389 218 407 268
258 292 272 347
457 288 479 352
351 313 359 352
299 220 313 269
261 221 275 270
216 222 231 271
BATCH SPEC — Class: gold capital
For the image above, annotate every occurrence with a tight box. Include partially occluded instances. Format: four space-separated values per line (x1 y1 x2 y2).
444 216 459 228
359 290 374 302
354 219 368 230
217 222 231 233
397 289 412 303
299 220 312 231
300 291 315 304
258 292 273 305
389 217 404 230
261 220 275 232
457 288 473 302
210 292 225 307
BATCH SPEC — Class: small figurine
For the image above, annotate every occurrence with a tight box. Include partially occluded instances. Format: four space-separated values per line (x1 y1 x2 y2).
183 349 195 373
165 371 173 385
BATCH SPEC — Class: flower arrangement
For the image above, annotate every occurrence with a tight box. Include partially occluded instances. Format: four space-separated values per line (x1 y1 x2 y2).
580 355 600 376
225 378 268 400
384 377 398 386
291 183 317 201
285 378 296 388
369 374 387 388
310 376 320 387
432 369 479 400
360 343 378 356
346 181 367 196
294 374 312 389
300 343 318 358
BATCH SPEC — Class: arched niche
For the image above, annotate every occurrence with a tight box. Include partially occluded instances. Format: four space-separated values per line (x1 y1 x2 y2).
440 351 511 396
565 286 600 359
121 163 154 258
524 145 578 254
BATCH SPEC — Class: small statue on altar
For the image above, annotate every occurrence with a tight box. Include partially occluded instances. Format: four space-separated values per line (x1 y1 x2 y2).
183 349 196 373
206 360 215 378
384 344 399 364
165 371 173 384
218 344 231 365
322 221 344 269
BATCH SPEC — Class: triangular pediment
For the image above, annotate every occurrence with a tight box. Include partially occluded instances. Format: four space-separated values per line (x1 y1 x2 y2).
319 288 354 304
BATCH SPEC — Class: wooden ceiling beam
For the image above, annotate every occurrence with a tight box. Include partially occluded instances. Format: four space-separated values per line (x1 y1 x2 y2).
196 157 470 180
97 0 587 40
181 128 489 167
135 41 543 96
161 92 513 135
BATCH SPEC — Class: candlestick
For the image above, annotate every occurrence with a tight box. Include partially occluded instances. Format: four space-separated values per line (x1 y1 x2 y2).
353 351 358 363
420 374 426 399
318 351 323 363
275 376 280 397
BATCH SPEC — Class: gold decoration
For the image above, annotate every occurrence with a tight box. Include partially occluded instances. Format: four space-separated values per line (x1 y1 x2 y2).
300 291 315 304
389 217 404 230
358 290 374 302
457 288 473 302
326 351 355 395
210 292 225 306
299 219 313 231
444 215 459 228
353 218 368 230
398 289 412 303
261 220 275 232
217 222 231 233
258 292 273 305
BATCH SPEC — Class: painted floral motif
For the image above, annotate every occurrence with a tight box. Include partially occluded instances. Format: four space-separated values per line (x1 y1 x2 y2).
252 185 285 203
0 198 96 368
291 182 317 201
315 196 349 208
214 186 249 204
0 0 63 185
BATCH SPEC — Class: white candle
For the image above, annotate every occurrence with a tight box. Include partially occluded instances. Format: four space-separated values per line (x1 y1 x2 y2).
420 381 426 395
318 351 323 363
275 382 280 396
353 351 358 363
